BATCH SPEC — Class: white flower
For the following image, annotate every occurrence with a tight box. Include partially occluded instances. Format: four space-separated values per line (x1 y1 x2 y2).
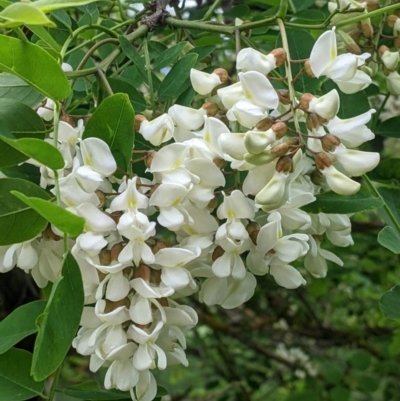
320 165 360 195
37 98 55 121
387 71 400 95
381 50 399 70
190 69 221 95
168 104 206 131
237 48 276 75
110 177 149 212
139 114 174 146
309 89 340 120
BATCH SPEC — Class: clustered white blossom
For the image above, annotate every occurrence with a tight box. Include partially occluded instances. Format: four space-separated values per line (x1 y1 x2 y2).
0 26 381 400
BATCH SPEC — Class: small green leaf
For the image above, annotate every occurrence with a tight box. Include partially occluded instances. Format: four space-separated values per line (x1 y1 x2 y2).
188 45 216 61
354 373 379 392
32 252 84 381
0 301 46 354
380 284 400 320
376 116 400 138
32 0 101 13
0 348 46 401
119 36 147 83
378 226 400 254
154 42 187 70
0 73 44 107
321 362 344 384
63 381 131 400
0 3 55 28
0 98 46 168
329 386 350 401
302 188 383 214
11 192 85 236
158 53 198 102
83 93 135 173
0 35 70 100
0 137 64 170
27 24 62 52
349 350 371 371
0 178 50 245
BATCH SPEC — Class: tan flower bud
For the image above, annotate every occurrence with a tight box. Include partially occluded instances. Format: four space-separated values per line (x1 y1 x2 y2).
213 157 227 169
152 240 169 255
255 117 274 131
300 93 315 112
321 134 341 152
99 249 111 266
378 45 390 58
277 89 291 105
276 155 293 173
144 150 156 169
272 122 287 139
271 48 287 67
212 246 225 261
387 15 399 28
42 224 61 241
366 0 379 11
159 297 169 307
246 221 260 236
202 101 219 116
60 113 75 127
315 152 332 170
361 21 373 39
213 68 229 83
346 43 361 55
135 114 148 132
304 59 315 78
109 211 123 225
133 263 152 281
271 142 289 158
306 113 321 130
110 243 124 261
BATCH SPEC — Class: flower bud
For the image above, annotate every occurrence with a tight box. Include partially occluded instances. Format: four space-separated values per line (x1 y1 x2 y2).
98 249 111 266
306 113 321 130
152 240 169 254
213 157 227 169
315 152 332 170
381 50 400 71
202 101 219 116
361 21 373 38
349 30 362 44
213 68 229 83
275 155 293 173
321 134 341 152
304 59 315 77
277 89 291 105
387 71 400 95
60 112 75 127
378 45 390 58
250 230 259 245
255 117 274 131
111 243 124 261
42 224 61 241
366 0 379 11
394 36 400 50
135 114 148 132
159 297 169 307
212 246 225 261
387 15 399 28
272 122 287 139
246 221 260 236
207 196 218 210
299 93 314 112
270 48 286 67
133 263 152 281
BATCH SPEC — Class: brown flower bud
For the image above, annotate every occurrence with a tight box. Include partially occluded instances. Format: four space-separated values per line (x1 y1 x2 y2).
378 45 390 58
109 211 123 225
133 263 152 281
159 297 169 307
213 68 229 83
300 93 315 112
310 168 324 186
277 89 291 105
144 150 156 169
361 22 373 39
366 0 379 11
304 59 315 78
42 224 61 241
60 113 75 127
271 142 289 157
346 43 361 55
255 117 274 131
306 113 321 130
250 230 259 245
135 114 148 132
271 48 287 67
213 157 227 169
152 240 169 255
202 102 219 116
99 249 111 266
110 243 124 261
276 155 293 173
321 134 341 152
315 152 332 170
212 246 225 261
272 122 287 139
387 15 399 28
246 221 260 236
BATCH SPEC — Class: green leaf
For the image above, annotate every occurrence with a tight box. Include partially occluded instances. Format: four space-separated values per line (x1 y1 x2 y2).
286 391 320 401
83 93 135 173
0 136 64 170
32 0 101 13
119 36 147 83
0 98 46 168
321 362 344 384
0 35 70 100
329 386 350 401
27 24 62 52
63 381 131 400
376 116 400 138
349 350 371 371
302 188 383 214
188 45 216 61
224 4 250 18
354 373 379 392
378 226 400 254
0 73 43 107
0 348 45 401
11 192 85 236
368 158 400 184
158 53 198 102
154 42 187 70
276 29 319 93
0 3 55 28
31 252 84 381
380 284 400 320
0 178 50 246
0 301 46 354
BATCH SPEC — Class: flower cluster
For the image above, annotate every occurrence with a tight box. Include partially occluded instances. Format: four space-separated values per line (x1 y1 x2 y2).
0 26 380 400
